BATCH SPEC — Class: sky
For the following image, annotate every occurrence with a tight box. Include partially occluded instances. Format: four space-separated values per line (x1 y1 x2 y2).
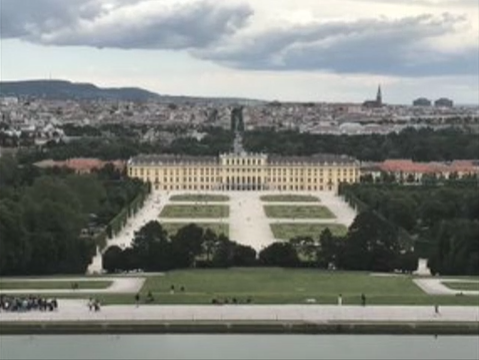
0 0 478 104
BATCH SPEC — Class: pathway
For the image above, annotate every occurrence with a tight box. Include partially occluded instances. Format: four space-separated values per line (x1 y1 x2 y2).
0 277 145 295
1 304 478 323
229 192 276 251
413 278 479 296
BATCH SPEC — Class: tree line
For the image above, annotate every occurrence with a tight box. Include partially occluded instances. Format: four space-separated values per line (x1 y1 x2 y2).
102 222 257 272
103 211 418 274
16 127 234 163
0 155 146 275
339 183 479 275
15 126 478 164
242 127 478 161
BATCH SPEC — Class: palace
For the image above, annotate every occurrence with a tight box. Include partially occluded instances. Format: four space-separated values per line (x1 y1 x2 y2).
127 152 360 192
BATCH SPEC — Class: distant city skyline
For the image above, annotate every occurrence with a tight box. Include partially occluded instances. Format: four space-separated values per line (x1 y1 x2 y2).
0 0 478 104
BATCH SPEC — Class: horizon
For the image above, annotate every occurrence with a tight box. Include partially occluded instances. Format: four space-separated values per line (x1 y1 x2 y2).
2 77 477 106
1 0 478 104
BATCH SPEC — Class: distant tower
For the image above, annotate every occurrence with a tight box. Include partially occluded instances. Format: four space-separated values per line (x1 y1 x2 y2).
376 85 382 106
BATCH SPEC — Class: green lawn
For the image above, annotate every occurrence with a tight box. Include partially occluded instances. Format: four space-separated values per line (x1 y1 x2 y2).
261 195 320 202
169 194 229 202
271 223 348 239
0 281 112 290
129 269 479 305
160 205 229 218
162 222 229 237
3 269 478 306
441 282 479 291
264 205 335 219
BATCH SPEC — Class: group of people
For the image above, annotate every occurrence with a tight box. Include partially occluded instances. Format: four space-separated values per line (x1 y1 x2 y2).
211 297 253 305
87 298 101 312
0 295 58 312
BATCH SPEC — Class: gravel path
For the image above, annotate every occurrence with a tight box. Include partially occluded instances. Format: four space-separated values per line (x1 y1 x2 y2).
1 304 477 323
0 277 145 294
413 278 479 296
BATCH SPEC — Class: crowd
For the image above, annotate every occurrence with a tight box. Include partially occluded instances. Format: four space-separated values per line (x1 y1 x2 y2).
0 295 58 312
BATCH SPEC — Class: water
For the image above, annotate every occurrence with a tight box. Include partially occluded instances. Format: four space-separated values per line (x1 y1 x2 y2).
0 335 477 360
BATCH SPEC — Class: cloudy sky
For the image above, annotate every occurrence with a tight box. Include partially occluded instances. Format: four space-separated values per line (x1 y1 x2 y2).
1 0 478 103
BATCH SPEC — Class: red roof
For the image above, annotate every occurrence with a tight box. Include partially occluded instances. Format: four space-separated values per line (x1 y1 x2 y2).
380 159 478 174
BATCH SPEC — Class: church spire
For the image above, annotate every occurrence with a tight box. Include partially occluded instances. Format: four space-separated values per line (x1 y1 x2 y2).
376 85 382 106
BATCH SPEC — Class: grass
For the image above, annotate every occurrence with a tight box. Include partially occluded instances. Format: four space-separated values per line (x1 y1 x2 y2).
169 194 229 202
441 282 479 291
160 205 229 219
271 223 348 239
3 269 478 306
264 205 335 219
162 222 229 237
0 281 112 290
260 195 320 203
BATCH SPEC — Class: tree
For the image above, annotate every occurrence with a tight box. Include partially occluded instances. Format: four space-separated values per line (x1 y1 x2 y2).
290 236 317 262
172 224 204 268
317 229 343 269
132 221 171 271
231 244 257 266
259 242 300 267
342 211 401 272
102 246 124 273
0 200 31 275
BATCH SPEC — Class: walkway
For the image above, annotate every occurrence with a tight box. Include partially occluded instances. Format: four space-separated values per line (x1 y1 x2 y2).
0 277 145 295
413 278 479 296
1 304 478 323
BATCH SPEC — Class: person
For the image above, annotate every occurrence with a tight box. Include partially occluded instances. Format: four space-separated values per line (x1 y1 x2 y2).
361 293 366 306
434 304 440 315
94 299 101 312
88 298 94 311
135 293 140 307
170 285 175 294
147 291 154 303
338 294 343 306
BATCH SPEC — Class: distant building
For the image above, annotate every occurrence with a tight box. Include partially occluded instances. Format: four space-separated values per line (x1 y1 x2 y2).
434 98 454 108
374 159 478 182
35 158 125 174
362 85 383 108
413 98 432 107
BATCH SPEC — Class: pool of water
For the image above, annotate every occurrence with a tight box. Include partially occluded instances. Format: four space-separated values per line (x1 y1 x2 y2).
0 335 477 359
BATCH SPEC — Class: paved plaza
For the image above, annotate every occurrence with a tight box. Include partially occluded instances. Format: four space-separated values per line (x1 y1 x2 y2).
88 190 357 273
1 302 478 323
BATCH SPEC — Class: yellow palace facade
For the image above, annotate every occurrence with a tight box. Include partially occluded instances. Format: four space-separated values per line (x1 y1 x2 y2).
127 153 360 192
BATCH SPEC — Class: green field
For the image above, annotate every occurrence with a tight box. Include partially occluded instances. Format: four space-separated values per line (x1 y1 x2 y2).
110 269 479 305
3 269 478 306
160 205 229 218
169 194 229 202
162 222 229 236
0 281 112 290
271 223 348 239
264 205 335 219
261 195 320 202
441 282 479 291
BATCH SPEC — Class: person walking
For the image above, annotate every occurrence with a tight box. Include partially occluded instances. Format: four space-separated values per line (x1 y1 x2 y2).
338 294 343 306
135 293 140 307
361 293 366 306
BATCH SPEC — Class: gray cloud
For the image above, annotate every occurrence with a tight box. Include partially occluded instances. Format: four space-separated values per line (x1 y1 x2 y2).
348 0 479 7
0 0 253 49
196 13 478 76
